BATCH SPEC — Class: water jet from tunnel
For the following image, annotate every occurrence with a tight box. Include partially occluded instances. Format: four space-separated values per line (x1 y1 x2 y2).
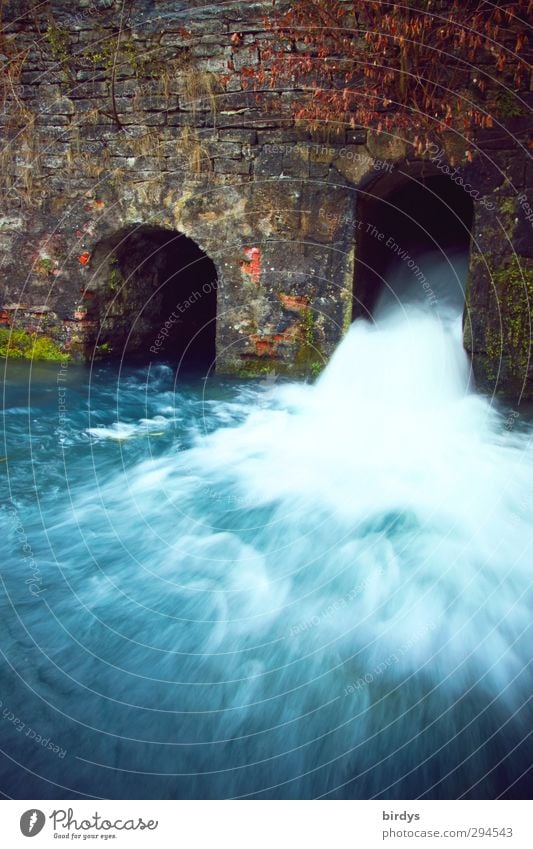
353 172 474 323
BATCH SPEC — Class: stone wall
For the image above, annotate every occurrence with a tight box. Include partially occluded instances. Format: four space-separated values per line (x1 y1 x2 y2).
0 0 531 397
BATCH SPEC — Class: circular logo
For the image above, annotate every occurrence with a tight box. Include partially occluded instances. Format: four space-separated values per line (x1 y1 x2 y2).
20 810 46 837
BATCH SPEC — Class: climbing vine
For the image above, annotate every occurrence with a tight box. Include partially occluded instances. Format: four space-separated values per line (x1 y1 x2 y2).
239 0 531 150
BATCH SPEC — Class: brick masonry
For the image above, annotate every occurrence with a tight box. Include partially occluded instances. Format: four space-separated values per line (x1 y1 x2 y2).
0 0 531 396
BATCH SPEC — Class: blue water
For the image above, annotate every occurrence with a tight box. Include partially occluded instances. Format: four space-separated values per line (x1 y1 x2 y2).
1 310 532 799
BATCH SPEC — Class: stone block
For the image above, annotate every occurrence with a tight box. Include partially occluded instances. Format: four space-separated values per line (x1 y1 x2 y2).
254 151 283 178
42 96 76 115
70 98 100 113
214 158 251 175
332 145 375 184
231 45 258 71
120 111 166 126
205 140 242 158
41 155 67 169
35 113 70 126
226 74 242 92
366 130 406 162
254 145 308 179
257 129 308 146
218 129 257 144
144 95 177 112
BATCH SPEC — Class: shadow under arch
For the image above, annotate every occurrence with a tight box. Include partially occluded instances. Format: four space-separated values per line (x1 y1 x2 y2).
87 224 218 370
353 164 474 321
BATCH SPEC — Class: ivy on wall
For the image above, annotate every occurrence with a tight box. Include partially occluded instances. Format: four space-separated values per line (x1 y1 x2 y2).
239 0 531 151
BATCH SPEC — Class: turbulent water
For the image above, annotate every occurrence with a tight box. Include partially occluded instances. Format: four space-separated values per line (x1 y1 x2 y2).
1 267 532 799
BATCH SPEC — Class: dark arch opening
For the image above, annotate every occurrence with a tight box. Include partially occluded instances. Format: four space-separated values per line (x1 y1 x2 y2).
88 225 218 370
353 171 474 321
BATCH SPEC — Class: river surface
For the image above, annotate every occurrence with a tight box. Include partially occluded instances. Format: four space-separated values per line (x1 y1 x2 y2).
1 294 532 799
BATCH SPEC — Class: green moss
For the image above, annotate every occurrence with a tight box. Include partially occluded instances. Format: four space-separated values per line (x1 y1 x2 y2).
294 308 324 377
121 39 150 76
227 357 305 379
483 326 502 383
107 265 123 292
0 328 69 362
36 257 54 275
490 257 533 380
84 35 159 78
499 198 516 216
342 290 353 336
493 197 519 240
84 40 116 70
231 361 279 378
494 91 525 118
0 329 28 359
46 21 70 61
46 20 71 79
31 336 70 361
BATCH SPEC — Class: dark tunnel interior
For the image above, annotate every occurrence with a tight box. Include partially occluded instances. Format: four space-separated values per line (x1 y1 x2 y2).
353 174 474 321
90 225 218 371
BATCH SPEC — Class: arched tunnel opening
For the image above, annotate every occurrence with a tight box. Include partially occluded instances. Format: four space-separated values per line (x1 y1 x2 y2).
88 225 218 370
353 172 474 321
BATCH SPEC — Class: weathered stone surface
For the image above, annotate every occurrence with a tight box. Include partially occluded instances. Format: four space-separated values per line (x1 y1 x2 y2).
332 145 374 184
367 131 407 162
0 0 530 397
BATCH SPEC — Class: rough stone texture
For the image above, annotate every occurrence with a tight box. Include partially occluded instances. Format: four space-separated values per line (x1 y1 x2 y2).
0 0 531 396
464 187 533 401
461 114 533 401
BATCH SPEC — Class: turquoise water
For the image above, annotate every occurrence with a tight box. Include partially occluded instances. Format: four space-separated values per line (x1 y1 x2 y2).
1 309 532 799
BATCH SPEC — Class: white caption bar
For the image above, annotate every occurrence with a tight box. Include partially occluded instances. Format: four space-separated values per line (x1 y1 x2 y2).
0 800 530 848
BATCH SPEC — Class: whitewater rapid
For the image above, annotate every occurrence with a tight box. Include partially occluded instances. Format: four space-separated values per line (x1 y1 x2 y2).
2 278 532 798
